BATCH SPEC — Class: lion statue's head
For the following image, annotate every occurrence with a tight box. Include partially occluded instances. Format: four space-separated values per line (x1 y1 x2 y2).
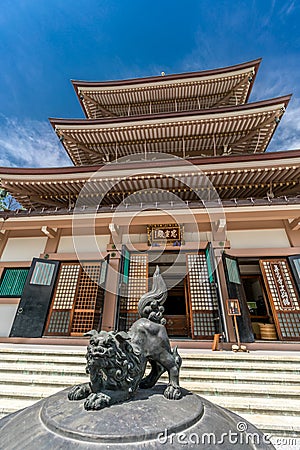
84 330 143 392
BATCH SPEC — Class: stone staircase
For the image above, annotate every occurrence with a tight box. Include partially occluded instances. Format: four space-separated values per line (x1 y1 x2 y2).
0 345 300 443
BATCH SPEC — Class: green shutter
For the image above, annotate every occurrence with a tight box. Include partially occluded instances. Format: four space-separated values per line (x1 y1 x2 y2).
205 247 214 284
0 268 29 296
123 250 130 284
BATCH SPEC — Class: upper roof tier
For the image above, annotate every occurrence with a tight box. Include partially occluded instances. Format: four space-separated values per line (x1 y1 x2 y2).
72 59 261 119
50 95 290 166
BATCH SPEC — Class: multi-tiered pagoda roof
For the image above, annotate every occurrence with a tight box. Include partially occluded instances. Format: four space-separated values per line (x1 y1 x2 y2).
0 58 297 212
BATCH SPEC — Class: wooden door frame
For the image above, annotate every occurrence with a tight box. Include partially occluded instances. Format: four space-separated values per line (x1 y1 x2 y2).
240 274 271 319
184 276 191 338
222 253 255 343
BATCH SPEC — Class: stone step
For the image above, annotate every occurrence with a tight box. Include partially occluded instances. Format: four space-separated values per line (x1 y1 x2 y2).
0 362 86 376
201 393 300 417
1 357 299 375
0 398 38 419
239 412 300 437
0 375 299 401
0 384 62 401
2 346 300 358
0 354 85 365
2 347 300 364
183 381 300 399
0 347 84 356
180 360 300 372
1 364 299 386
0 383 64 404
0 370 298 389
0 347 86 355
182 352 300 363
0 377 300 402
0 373 88 387
171 371 300 385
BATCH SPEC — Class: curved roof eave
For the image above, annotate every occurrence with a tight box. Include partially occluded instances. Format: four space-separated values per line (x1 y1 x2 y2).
71 59 262 118
1 148 300 178
49 94 291 129
72 59 262 88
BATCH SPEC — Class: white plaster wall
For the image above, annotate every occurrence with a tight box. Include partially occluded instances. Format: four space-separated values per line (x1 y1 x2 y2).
184 232 211 243
57 235 110 254
1 237 47 262
0 303 19 336
122 234 148 244
227 229 290 249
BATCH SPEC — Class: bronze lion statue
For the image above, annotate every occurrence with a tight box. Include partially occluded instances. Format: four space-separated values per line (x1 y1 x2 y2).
68 266 182 410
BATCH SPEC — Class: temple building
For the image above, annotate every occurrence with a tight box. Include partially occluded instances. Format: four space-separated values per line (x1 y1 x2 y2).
0 58 300 348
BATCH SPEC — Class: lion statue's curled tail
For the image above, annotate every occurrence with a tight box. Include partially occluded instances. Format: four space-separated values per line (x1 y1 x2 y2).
138 265 167 324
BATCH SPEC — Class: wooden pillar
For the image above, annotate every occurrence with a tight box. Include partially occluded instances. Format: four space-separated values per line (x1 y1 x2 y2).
0 230 10 260
101 252 120 332
284 219 300 248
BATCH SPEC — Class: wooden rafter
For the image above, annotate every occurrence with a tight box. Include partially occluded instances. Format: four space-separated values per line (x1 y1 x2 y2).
28 195 65 207
82 93 118 118
229 113 278 150
61 132 103 158
211 74 251 107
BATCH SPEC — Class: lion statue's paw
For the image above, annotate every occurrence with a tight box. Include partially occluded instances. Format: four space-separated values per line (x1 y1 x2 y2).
68 383 91 401
164 384 182 400
84 392 111 410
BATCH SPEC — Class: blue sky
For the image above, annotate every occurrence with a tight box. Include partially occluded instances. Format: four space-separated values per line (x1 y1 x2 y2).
0 0 299 167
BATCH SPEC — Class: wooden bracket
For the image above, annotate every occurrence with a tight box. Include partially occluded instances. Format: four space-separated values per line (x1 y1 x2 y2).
0 229 7 241
41 226 57 238
289 217 300 231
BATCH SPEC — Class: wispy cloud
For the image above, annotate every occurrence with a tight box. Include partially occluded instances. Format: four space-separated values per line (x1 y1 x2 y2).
250 65 294 102
268 99 300 151
0 116 72 168
249 65 300 152
279 0 295 17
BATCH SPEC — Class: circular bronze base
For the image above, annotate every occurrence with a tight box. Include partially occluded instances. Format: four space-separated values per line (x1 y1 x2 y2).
0 384 274 449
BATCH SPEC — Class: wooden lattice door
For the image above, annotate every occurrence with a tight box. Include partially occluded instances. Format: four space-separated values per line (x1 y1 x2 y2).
70 261 106 336
259 259 300 341
45 261 106 336
186 252 219 339
119 253 148 331
45 263 80 335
